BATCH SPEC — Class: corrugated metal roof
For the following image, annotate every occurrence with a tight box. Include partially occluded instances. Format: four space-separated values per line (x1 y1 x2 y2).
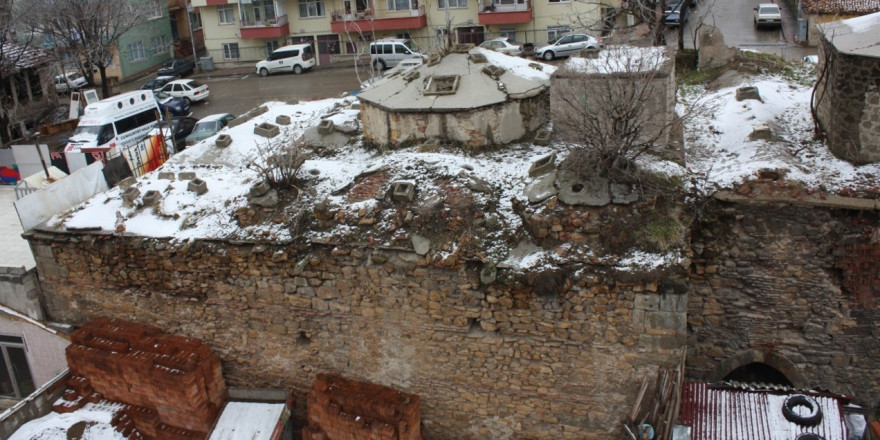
680 382 848 440
802 0 880 14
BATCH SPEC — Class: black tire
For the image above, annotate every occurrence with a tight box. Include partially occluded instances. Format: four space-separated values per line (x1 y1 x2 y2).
293 64 303 75
795 434 825 440
184 97 192 106
375 59 386 70
542 51 555 61
782 395 823 427
259 68 269 77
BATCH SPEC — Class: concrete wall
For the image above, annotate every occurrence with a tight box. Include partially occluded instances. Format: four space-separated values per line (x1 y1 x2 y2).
815 40 880 164
361 92 549 148
0 267 42 321
28 233 685 440
688 199 880 402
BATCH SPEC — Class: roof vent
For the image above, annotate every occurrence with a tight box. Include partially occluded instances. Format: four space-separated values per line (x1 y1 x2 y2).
424 75 460 96
482 65 505 79
469 53 488 64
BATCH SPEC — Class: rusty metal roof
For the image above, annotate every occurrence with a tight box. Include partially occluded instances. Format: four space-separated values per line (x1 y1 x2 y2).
679 382 849 440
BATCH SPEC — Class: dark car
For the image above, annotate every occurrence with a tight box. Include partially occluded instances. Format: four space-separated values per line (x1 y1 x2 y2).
155 92 191 117
664 0 690 26
140 76 175 93
158 117 198 151
157 58 195 77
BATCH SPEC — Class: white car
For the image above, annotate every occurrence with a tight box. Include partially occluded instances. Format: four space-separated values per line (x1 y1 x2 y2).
54 72 87 94
754 3 782 28
478 38 523 56
534 34 603 61
159 79 210 104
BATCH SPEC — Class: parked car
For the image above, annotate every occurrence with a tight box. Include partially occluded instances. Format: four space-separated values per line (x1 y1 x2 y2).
664 0 691 26
157 58 195 77
155 92 191 117
256 44 316 76
54 72 87 94
159 79 210 105
753 3 782 28
478 38 523 56
534 34 603 61
185 113 236 146
157 116 198 151
141 76 176 93
369 38 422 70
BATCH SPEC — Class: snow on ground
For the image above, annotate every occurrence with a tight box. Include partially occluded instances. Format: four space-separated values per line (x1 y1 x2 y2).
679 74 880 194
9 401 127 440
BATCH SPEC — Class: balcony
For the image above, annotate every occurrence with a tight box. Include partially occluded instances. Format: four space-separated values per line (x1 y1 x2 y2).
478 0 532 25
240 15 290 39
330 5 427 33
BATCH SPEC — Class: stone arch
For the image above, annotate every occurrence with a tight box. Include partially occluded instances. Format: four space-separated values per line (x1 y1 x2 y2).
713 350 807 387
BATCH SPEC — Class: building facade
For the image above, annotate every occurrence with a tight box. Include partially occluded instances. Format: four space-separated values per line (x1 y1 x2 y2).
190 0 612 67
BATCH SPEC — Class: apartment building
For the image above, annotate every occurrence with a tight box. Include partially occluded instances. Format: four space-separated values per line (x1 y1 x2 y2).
190 0 613 67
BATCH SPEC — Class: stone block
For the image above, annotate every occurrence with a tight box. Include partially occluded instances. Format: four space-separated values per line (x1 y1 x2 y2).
249 180 272 198
391 181 415 202
275 115 292 125
141 190 161 209
158 172 175 181
118 177 137 190
254 122 280 138
736 86 762 102
215 134 232 148
178 172 196 181
524 172 557 204
122 187 141 208
528 153 556 177
317 119 335 135
187 178 208 195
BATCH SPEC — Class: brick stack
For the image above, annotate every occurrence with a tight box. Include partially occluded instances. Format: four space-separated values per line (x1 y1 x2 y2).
303 373 421 440
62 317 227 440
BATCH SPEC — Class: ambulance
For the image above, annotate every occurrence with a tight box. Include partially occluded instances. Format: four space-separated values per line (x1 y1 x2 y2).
65 90 162 153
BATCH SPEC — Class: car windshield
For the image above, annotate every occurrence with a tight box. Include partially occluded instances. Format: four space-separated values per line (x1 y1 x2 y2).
404 40 419 53
760 6 779 13
73 124 107 136
192 121 218 133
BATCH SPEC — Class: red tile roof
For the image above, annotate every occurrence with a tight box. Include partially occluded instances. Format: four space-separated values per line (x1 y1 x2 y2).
802 0 880 14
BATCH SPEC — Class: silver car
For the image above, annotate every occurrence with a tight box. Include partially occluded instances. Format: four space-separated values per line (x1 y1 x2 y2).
534 34 603 61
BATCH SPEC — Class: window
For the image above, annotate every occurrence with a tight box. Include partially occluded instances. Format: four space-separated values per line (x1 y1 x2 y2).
299 0 325 18
547 26 570 42
387 0 413 11
500 28 516 41
151 35 169 56
438 0 467 8
0 335 35 399
127 41 146 61
222 43 240 59
548 0 569 3
190 12 202 30
266 40 280 56
218 5 236 24
148 0 163 19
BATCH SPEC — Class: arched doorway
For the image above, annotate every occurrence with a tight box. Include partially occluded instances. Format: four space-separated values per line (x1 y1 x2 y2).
723 362 793 386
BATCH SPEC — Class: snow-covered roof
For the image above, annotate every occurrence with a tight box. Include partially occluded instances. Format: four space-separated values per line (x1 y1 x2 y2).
556 46 672 76
802 0 880 15
818 11 880 58
357 48 554 112
0 42 52 74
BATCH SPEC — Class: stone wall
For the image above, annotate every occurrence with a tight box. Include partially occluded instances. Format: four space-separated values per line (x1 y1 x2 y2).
815 39 880 164
27 231 686 440
688 200 880 402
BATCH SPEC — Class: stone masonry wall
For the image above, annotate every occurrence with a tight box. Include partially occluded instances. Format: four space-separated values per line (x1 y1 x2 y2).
688 201 880 402
28 232 686 440
816 42 880 164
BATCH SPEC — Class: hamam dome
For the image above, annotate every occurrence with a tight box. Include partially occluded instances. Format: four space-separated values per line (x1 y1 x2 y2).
357 47 553 148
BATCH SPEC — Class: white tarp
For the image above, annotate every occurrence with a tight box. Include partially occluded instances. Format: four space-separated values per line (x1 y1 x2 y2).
14 161 107 232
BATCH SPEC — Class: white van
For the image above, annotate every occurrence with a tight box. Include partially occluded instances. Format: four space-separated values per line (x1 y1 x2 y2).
54 72 87 94
255 44 316 76
369 39 421 70
65 90 162 153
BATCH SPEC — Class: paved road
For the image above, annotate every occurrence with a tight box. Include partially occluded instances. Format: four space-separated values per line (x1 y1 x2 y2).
123 67 364 121
667 0 814 60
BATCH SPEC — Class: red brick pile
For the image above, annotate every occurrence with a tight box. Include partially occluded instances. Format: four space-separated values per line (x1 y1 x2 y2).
303 373 421 440
57 317 227 440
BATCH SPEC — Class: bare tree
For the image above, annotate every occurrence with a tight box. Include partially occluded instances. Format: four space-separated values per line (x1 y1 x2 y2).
551 45 704 182
26 0 149 98
573 0 670 46
1 0 43 143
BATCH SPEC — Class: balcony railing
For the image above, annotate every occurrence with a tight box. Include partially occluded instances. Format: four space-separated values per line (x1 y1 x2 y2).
240 14 289 28
479 0 529 13
478 0 531 24
331 4 425 22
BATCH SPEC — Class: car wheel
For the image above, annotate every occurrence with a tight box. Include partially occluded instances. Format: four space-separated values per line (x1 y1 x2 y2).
259 68 269 77
542 51 555 61
184 97 192 106
375 59 386 70
293 64 303 75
